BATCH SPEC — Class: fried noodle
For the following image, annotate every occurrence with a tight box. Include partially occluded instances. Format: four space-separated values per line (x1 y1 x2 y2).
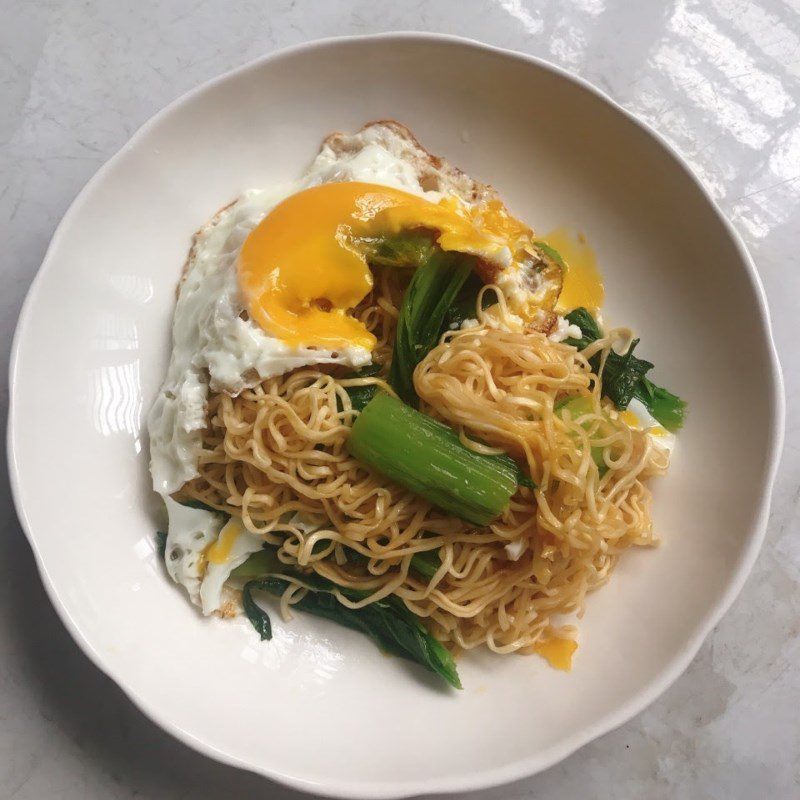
180 267 668 655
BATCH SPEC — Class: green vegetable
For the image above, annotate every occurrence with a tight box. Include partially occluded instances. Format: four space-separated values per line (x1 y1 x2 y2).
344 543 441 580
178 498 221 514
558 396 608 475
598 338 653 409
358 231 434 268
340 362 383 413
563 307 602 349
238 558 461 687
252 574 461 688
155 531 167 559
410 549 442 579
564 307 685 431
230 548 281 579
347 392 518 526
389 248 476 407
533 240 567 269
441 272 494 331
242 579 274 640
634 380 686 432
516 470 536 490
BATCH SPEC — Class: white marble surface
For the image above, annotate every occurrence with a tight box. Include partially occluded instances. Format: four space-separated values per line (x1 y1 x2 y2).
1 1 798 797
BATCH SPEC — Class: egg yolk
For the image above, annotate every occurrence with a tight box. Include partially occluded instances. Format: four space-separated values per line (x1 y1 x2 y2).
534 637 578 671
545 226 605 314
238 182 532 350
619 409 640 429
206 518 243 566
619 408 668 437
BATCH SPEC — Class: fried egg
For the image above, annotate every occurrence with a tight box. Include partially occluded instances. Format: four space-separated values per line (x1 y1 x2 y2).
162 498 270 615
148 150 443 494
199 516 265 615
619 397 676 453
162 499 326 614
148 141 561 496
162 497 223 605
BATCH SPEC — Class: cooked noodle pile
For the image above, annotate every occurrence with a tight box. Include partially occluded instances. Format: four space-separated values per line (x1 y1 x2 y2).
180 266 668 654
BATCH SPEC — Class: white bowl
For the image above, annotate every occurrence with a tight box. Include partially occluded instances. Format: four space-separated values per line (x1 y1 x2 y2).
8 33 784 798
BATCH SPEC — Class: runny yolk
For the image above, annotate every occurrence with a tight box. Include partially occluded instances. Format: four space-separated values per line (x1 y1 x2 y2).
534 637 578 671
206 518 243 566
619 409 640 428
544 226 605 314
237 182 531 350
620 409 667 437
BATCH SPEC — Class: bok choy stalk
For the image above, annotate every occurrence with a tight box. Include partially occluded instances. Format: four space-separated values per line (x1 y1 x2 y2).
347 392 519 526
342 544 443 580
556 395 609 476
409 549 442 579
565 307 686 431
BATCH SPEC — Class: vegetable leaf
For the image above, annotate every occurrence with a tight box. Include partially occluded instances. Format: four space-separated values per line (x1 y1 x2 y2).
634 379 687 432
235 546 460 687
516 469 536 490
230 548 281 579
441 272 493 332
564 307 685 430
533 240 567 269
557 396 610 476
564 307 602 349
599 338 653 409
242 579 274 641
155 531 167 559
257 575 461 688
340 362 383 413
410 549 442 579
389 249 476 407
358 231 434 268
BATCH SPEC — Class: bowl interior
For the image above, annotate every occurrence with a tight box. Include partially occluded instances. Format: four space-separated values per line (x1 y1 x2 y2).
9 36 781 797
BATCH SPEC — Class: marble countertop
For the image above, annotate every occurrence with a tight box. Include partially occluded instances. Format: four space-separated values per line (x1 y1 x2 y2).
1 1 798 798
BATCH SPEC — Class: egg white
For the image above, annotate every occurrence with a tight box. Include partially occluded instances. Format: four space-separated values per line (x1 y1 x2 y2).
623 397 677 453
199 516 265 615
162 497 223 605
148 140 443 496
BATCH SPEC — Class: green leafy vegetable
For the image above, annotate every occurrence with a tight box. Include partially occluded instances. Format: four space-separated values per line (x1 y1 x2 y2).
410 549 442 580
155 531 167 559
634 380 686 432
230 548 281 579
564 307 686 431
347 392 519 526
599 338 653 409
344 543 441 580
389 249 476 407
358 231 434 268
516 469 536 490
558 396 609 475
441 272 494 331
178 498 221 514
254 574 461 688
242 579 274 640
533 240 567 269
340 362 383 413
